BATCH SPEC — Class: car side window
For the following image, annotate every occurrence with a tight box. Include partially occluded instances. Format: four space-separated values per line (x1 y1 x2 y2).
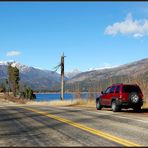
115 86 120 93
110 86 116 93
105 87 111 94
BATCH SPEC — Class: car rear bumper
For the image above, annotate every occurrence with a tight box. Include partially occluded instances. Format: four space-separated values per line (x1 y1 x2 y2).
120 99 143 108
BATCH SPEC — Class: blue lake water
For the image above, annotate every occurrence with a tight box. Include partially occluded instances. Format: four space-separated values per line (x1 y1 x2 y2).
35 93 99 102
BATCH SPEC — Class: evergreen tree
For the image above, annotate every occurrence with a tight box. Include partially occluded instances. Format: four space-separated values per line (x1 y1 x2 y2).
8 64 20 97
20 85 36 100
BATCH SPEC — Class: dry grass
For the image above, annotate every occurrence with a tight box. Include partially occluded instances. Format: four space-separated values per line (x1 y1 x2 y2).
144 93 148 101
0 93 27 104
26 99 96 107
72 99 95 107
142 103 148 109
0 94 18 105
142 93 148 109
26 100 76 106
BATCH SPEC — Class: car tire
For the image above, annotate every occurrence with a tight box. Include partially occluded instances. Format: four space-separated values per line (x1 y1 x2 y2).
96 98 102 110
129 92 139 104
111 100 121 112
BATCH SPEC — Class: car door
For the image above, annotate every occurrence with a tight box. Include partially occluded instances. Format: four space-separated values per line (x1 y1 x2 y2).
100 87 111 106
107 85 116 106
113 85 120 100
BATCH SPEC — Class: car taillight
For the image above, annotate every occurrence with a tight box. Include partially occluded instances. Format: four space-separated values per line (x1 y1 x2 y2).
119 94 122 99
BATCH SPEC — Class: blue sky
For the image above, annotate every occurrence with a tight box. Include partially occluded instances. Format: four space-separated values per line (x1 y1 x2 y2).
0 2 148 72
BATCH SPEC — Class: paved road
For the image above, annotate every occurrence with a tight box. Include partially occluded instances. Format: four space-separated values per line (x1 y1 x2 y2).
0 105 148 147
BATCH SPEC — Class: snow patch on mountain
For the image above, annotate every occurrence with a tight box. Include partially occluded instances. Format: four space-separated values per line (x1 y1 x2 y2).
0 61 48 73
88 65 119 71
0 60 14 65
11 62 30 72
65 69 81 79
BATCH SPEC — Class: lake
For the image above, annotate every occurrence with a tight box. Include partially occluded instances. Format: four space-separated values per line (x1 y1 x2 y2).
35 92 99 102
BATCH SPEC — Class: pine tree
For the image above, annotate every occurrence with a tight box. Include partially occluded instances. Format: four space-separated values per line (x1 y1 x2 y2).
8 64 20 97
20 85 36 100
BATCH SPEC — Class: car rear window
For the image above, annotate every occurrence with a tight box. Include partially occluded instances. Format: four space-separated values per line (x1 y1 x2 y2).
122 85 142 93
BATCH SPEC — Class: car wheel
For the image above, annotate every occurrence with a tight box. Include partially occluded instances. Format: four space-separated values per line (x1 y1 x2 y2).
129 92 139 104
96 98 102 110
111 100 121 112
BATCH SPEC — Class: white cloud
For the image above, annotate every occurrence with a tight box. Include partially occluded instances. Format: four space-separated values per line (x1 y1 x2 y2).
6 51 21 57
105 13 148 38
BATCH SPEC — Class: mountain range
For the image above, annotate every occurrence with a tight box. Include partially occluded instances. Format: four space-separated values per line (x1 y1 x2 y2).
66 58 148 92
0 61 61 90
67 58 148 83
0 58 148 91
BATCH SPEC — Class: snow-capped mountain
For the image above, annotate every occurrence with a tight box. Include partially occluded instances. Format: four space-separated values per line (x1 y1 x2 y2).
11 62 30 72
0 60 32 73
67 58 148 84
0 61 61 90
65 69 81 79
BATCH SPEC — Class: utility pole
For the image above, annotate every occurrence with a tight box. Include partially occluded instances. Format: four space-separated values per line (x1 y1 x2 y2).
61 53 65 101
54 53 66 101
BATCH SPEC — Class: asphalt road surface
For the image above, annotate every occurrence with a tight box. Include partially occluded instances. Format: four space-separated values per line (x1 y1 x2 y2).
0 105 148 147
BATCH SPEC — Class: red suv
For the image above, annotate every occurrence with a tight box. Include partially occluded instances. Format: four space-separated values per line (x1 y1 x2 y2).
96 83 143 112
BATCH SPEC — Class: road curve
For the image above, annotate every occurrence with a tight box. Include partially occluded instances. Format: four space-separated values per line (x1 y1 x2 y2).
0 105 148 146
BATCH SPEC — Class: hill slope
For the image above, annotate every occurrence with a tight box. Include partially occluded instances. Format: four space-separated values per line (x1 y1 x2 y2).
65 58 148 92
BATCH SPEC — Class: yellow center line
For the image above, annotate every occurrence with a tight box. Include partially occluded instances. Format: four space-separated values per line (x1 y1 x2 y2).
20 107 142 147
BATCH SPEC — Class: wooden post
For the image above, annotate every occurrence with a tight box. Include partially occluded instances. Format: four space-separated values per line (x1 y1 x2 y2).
61 53 64 101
